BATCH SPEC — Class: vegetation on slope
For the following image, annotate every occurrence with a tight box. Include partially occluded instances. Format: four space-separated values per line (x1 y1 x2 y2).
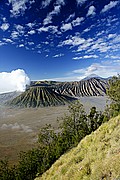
37 115 120 180
8 86 75 108
0 101 105 180
106 75 120 117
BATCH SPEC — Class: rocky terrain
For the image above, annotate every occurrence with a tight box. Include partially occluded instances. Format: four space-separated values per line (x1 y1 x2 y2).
55 78 108 97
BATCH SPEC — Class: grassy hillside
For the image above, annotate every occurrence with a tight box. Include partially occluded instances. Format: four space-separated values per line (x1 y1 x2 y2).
36 115 120 180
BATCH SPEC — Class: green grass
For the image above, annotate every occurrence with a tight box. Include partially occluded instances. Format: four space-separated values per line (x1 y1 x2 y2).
36 115 120 180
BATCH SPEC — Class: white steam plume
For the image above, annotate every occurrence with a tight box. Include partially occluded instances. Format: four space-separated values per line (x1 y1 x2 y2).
0 69 30 94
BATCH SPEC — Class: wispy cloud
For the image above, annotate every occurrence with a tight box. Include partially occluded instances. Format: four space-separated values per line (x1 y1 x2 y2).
53 53 64 58
73 54 98 60
101 1 119 13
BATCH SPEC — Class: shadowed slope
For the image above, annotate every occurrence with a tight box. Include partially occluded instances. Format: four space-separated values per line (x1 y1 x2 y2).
8 86 76 108
36 115 120 180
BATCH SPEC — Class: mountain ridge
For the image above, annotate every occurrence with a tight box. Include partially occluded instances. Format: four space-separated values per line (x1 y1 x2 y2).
3 76 109 108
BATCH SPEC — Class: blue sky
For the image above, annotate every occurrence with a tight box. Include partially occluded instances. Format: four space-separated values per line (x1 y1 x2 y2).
0 0 120 81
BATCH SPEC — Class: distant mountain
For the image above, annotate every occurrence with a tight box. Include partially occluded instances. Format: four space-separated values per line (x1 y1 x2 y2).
82 74 101 80
0 91 21 105
81 74 112 80
6 77 110 108
55 78 109 97
8 86 76 108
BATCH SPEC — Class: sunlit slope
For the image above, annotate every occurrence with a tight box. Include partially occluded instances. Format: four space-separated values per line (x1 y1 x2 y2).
55 78 108 97
36 115 120 180
8 86 75 108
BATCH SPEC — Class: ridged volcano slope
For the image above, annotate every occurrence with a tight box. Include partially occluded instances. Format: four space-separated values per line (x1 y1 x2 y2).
8 86 75 108
55 78 109 97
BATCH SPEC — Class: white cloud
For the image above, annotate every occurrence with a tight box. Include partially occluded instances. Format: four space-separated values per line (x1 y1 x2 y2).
43 15 52 25
111 55 120 59
66 13 75 22
28 30 36 35
72 62 120 78
0 69 30 94
83 28 91 33
43 0 65 25
43 5 61 25
2 17 7 22
28 41 34 45
1 23 10 31
3 38 13 43
61 23 72 32
72 17 84 27
59 35 85 47
108 33 117 39
11 31 19 39
0 42 6 46
73 55 98 60
76 0 87 6
56 0 65 6
8 0 35 16
90 43 111 53
87 6 96 17
26 22 35 28
112 35 120 43
60 16 84 32
101 1 119 13
1 123 33 133
19 44 24 47
38 25 58 34
15 24 24 33
53 53 64 58
41 0 52 8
